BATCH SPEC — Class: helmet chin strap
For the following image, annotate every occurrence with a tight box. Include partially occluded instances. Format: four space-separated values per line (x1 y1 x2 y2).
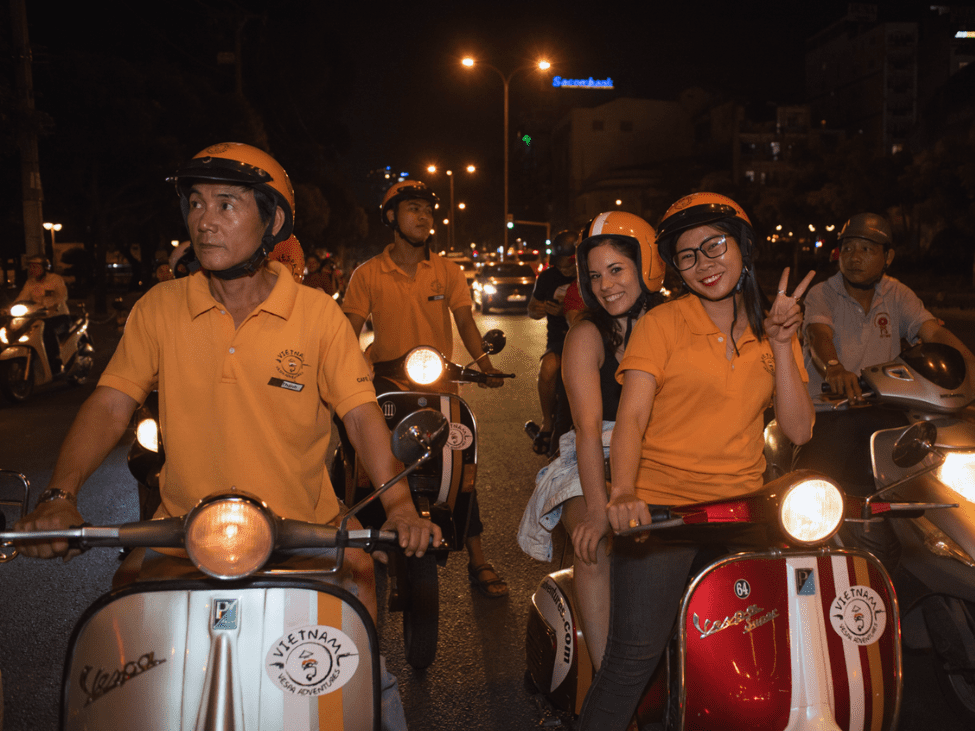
392 216 431 249
843 273 882 291
207 226 275 281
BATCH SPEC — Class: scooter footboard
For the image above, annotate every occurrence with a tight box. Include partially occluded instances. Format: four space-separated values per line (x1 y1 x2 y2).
679 550 901 731
62 579 380 731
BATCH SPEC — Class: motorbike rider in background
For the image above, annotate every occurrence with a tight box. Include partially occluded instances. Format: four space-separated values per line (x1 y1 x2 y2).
579 193 815 730
526 229 580 455
342 179 509 598
519 211 664 670
795 211 975 570
17 254 71 372
14 142 439 731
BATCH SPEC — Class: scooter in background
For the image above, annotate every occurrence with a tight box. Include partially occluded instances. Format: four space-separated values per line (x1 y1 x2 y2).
0 301 94 404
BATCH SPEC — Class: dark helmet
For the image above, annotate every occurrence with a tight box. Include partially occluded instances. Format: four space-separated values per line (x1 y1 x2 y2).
577 211 663 309
380 181 440 230
838 213 893 249
550 229 580 259
656 192 754 271
170 142 295 280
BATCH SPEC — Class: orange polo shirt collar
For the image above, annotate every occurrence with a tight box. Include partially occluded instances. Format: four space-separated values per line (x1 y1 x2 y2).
185 261 297 321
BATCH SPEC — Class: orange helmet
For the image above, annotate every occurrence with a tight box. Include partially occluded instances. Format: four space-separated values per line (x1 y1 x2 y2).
173 143 295 241
656 192 754 270
269 234 305 284
577 211 662 309
171 143 295 279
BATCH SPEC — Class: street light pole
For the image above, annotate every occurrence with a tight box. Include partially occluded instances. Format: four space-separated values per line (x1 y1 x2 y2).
427 164 476 254
462 57 550 251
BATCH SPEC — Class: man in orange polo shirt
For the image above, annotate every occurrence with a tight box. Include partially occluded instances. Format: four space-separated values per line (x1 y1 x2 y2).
15 144 437 731
342 179 509 598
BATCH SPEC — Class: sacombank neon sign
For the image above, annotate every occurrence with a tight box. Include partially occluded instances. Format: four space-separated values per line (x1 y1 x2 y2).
552 76 614 89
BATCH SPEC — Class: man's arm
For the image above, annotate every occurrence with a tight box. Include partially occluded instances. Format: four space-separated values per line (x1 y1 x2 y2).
345 313 367 338
342 401 441 556
806 322 863 402
15 385 139 559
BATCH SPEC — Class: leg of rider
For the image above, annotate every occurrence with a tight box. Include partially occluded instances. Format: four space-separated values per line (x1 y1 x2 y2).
577 540 697 731
537 351 560 434
464 490 508 596
41 319 62 372
562 494 611 670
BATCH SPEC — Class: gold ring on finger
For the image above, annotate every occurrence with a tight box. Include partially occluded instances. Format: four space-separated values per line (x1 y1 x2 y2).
628 518 640 528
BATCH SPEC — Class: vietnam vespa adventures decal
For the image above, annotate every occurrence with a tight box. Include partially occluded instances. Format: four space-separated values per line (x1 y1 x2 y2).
268 349 306 392
447 422 474 451
265 625 359 696
829 585 886 645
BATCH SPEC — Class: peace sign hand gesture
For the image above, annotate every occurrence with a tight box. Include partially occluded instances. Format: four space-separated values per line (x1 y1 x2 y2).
764 267 815 346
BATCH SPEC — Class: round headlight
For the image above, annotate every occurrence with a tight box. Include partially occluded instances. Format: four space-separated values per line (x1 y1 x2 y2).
780 478 844 545
135 418 160 452
9 304 28 317
405 347 445 385
185 495 275 579
936 451 975 502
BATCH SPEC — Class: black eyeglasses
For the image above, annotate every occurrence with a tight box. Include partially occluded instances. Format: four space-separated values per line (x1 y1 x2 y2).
673 235 729 271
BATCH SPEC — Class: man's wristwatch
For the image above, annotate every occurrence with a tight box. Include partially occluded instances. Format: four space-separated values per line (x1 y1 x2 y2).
825 359 840 369
36 488 77 506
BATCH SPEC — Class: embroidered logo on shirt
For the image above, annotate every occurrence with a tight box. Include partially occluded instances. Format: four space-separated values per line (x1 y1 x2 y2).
430 280 445 295
761 352 775 376
276 349 306 379
874 312 891 338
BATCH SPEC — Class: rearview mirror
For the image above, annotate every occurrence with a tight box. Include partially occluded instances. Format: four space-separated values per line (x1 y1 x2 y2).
481 329 506 355
391 409 449 464
892 421 937 469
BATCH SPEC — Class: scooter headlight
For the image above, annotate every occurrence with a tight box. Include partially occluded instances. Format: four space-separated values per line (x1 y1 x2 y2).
405 346 445 386
184 494 275 579
936 451 975 502
779 477 845 545
135 418 160 453
0 327 7 345
9 304 28 317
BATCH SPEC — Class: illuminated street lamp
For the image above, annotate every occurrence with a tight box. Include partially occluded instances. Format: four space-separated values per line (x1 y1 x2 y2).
462 56 551 248
427 163 476 252
43 221 62 249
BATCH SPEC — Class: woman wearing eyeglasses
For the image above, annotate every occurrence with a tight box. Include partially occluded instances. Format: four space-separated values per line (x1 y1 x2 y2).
577 193 816 730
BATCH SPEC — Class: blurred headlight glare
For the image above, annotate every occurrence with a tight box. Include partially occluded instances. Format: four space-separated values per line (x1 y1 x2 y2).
185 496 274 579
936 451 975 502
405 347 445 385
0 327 7 344
780 478 844 544
484 284 497 295
135 418 160 452
10 304 28 317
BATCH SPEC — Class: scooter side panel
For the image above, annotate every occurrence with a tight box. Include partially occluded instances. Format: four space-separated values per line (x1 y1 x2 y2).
680 551 899 731
63 581 379 731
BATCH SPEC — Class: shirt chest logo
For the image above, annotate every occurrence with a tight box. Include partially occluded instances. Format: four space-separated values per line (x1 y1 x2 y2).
874 312 891 338
269 349 307 392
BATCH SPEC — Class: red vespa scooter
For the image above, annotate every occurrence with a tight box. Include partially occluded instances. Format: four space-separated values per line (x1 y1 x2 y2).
526 467 950 730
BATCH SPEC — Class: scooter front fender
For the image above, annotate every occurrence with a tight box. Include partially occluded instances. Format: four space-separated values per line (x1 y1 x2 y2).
62 578 381 731
679 549 900 731
0 345 31 361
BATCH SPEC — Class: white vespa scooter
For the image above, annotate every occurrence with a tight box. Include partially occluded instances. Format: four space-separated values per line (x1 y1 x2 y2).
0 410 449 731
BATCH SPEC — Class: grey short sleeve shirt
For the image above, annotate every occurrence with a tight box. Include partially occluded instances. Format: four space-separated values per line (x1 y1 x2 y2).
802 272 934 405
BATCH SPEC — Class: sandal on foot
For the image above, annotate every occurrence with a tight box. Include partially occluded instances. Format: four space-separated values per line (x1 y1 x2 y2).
467 562 509 598
531 430 552 455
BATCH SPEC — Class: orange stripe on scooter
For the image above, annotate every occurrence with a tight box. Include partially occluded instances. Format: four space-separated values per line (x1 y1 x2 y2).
317 591 344 728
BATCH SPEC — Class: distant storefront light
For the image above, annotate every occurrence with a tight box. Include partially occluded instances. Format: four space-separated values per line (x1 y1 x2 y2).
552 76 614 89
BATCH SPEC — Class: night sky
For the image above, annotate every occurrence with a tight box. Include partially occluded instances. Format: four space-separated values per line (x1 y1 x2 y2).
7 0 914 253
